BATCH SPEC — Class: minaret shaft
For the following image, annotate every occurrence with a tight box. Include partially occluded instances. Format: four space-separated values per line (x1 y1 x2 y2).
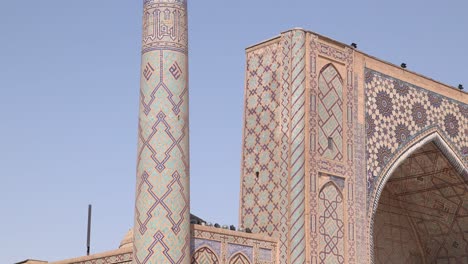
133 1 190 263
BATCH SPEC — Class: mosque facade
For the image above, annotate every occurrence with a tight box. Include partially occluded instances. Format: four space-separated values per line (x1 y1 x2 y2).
19 0 467 264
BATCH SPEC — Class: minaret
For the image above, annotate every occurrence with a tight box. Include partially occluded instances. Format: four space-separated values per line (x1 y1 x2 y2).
133 1 190 263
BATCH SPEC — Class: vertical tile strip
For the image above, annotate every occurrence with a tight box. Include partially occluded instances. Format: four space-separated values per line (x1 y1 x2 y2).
279 31 293 264
289 29 307 264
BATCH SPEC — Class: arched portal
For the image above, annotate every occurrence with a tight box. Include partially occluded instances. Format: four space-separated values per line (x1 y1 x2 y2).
371 134 468 263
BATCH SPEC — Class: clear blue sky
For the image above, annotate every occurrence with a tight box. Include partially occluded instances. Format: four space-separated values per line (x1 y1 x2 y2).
1 0 466 263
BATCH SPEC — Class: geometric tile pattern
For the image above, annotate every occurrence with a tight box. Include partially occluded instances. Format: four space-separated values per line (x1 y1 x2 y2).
191 239 221 256
240 39 283 246
344 50 357 264
134 1 190 264
308 34 321 264
373 187 424 263
308 35 357 264
239 29 307 264
278 31 293 263
317 64 343 161
191 226 277 264
227 244 253 263
72 253 133 264
191 247 219 264
374 142 468 263
354 123 369 263
229 253 250 264
365 69 468 202
318 183 345 264
288 30 307 264
258 248 273 262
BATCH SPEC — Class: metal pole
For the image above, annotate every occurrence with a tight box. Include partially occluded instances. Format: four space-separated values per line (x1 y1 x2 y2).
87 204 92 256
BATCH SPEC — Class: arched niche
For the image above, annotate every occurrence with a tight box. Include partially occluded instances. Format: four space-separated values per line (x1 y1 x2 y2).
191 246 219 264
370 132 468 263
318 181 345 264
317 63 344 161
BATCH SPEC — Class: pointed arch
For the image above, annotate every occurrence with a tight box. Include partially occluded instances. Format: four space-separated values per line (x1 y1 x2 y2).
370 131 468 219
319 63 344 79
317 63 344 161
369 131 468 263
318 181 345 264
191 246 219 264
229 252 250 264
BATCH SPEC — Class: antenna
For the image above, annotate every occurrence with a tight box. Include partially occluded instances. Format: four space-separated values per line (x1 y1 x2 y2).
87 204 92 256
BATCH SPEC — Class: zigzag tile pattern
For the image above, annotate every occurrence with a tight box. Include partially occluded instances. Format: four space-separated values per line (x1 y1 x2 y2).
229 254 250 264
191 247 219 264
134 1 190 263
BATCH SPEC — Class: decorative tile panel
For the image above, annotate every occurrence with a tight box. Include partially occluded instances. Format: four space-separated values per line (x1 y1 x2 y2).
240 33 290 263
258 248 273 262
318 64 344 161
227 244 253 263
70 253 132 264
191 226 277 264
309 35 356 264
318 183 345 264
191 247 219 264
228 253 250 264
365 69 468 203
240 40 282 241
191 239 221 256
134 1 190 264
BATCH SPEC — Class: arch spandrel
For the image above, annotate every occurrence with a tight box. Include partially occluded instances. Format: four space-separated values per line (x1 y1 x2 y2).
365 69 468 208
365 68 468 263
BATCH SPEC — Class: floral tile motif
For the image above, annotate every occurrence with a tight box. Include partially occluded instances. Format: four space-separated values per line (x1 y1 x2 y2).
365 69 468 194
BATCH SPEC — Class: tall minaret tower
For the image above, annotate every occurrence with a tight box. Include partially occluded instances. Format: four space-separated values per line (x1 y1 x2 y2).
133 1 190 263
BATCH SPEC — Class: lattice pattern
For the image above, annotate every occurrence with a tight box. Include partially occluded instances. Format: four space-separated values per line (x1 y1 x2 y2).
319 183 345 264
317 64 343 161
240 40 282 239
134 1 190 263
365 69 468 199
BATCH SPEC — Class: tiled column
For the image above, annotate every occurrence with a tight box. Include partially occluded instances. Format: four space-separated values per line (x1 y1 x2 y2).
133 1 190 263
